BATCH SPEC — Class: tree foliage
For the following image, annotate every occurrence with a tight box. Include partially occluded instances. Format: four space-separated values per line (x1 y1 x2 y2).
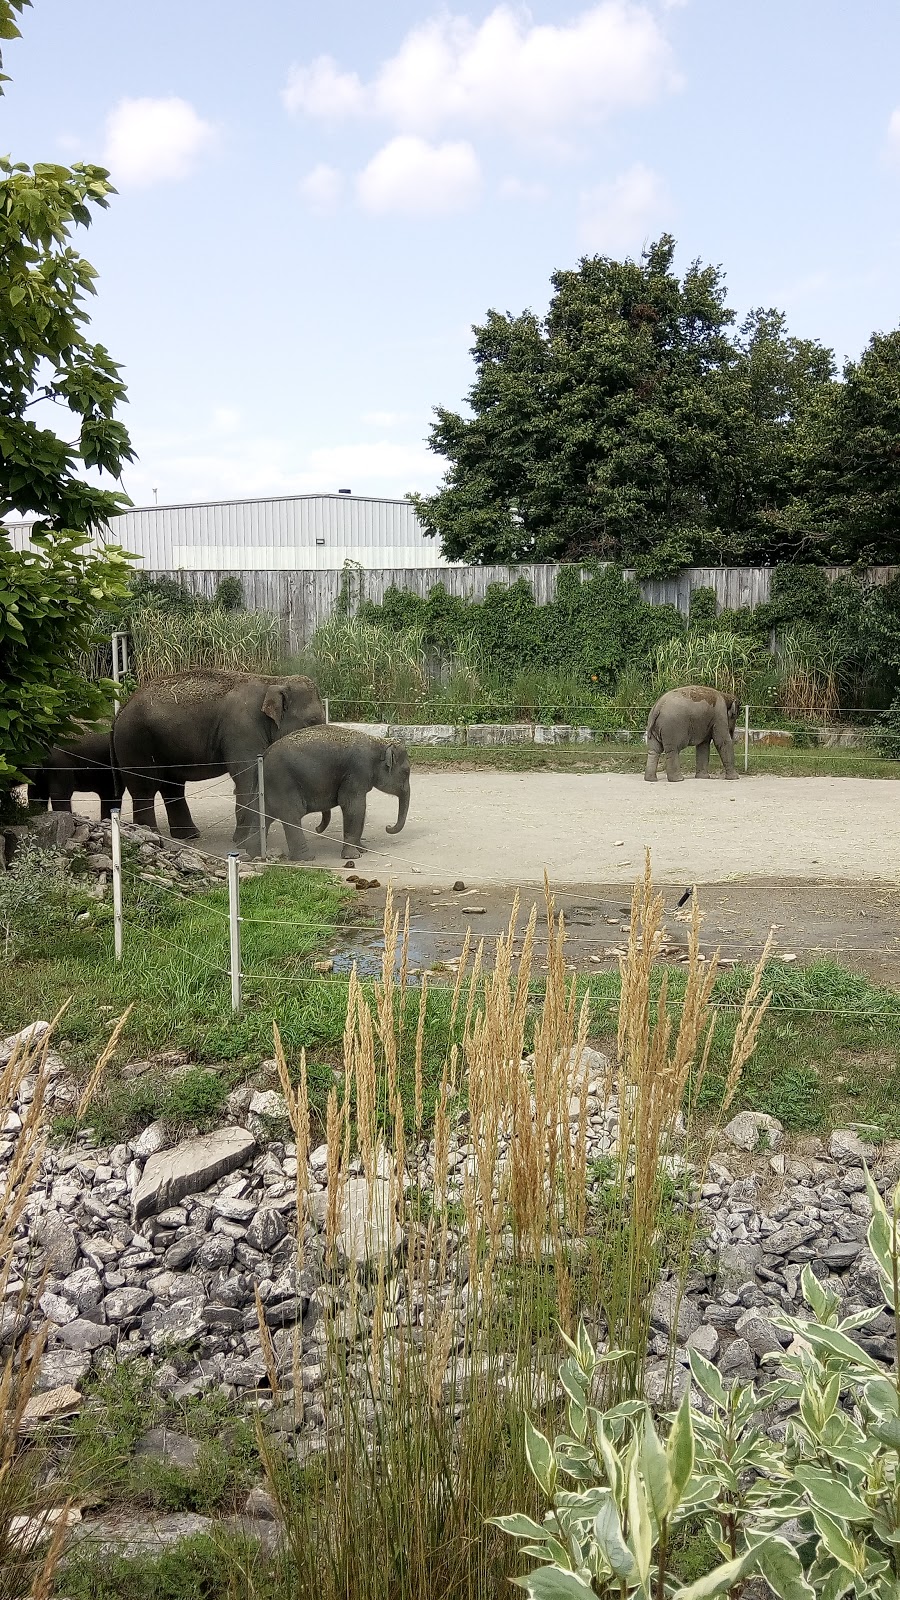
0 15 135 788
413 235 900 572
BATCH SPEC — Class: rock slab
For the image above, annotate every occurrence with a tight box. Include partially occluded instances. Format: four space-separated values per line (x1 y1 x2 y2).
133 1126 256 1223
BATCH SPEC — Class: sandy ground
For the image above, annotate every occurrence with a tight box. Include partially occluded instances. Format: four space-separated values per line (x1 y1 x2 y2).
67 770 900 982
97 769 900 890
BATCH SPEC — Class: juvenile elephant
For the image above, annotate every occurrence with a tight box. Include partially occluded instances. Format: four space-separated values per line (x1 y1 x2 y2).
259 726 411 861
112 670 324 842
24 730 119 818
644 686 739 783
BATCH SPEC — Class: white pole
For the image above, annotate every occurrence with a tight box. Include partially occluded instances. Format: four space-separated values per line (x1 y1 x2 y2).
227 852 242 1013
324 697 330 724
257 754 266 862
111 808 123 962
744 703 750 774
111 631 121 717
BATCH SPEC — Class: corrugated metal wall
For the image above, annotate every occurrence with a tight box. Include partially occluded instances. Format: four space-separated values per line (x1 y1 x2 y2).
2 493 449 569
143 563 900 653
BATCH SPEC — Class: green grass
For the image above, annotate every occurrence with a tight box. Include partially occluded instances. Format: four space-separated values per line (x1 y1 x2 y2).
57 1530 277 1600
407 741 900 778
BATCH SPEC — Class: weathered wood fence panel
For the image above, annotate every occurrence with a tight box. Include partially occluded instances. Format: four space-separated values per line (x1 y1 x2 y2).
147 564 900 655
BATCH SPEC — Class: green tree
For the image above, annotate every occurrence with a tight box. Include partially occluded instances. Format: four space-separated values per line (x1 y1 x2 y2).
792 330 900 563
0 0 135 792
412 239 834 574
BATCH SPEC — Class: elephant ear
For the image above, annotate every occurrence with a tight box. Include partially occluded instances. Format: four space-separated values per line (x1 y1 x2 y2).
383 743 395 771
262 685 287 726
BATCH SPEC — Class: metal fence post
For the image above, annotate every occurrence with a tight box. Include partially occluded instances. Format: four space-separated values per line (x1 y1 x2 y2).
227 852 242 1013
324 697 330 724
257 755 266 862
744 703 750 773
111 808 123 962
111 630 129 716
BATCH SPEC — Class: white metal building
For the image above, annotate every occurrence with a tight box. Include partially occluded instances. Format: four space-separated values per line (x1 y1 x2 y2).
3 490 450 570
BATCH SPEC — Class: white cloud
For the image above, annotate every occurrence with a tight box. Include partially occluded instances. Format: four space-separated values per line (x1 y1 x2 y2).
362 410 405 427
579 162 670 254
282 55 366 118
284 4 678 138
124 433 441 505
212 407 241 434
357 136 481 215
500 176 549 201
103 97 216 186
887 107 900 163
299 162 344 211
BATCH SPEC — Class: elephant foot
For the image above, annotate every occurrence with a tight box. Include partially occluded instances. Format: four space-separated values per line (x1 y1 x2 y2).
643 772 657 783
172 826 201 841
342 843 362 860
695 773 712 780
667 773 685 784
723 772 739 781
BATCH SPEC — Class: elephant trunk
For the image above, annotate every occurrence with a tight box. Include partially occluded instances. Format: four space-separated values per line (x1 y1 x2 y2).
385 781 409 835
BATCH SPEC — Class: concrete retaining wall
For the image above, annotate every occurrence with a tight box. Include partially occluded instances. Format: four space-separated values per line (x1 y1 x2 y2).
334 722 869 749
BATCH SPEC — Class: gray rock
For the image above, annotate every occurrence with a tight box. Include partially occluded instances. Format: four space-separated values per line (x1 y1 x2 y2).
33 1209 79 1275
64 1265 103 1313
35 1347 91 1392
134 1427 201 1471
103 1286 153 1323
245 1485 278 1521
0 1021 49 1066
650 1280 701 1343
829 1129 876 1167
196 1234 235 1271
212 1194 257 1223
719 1337 757 1381
336 1177 402 1269
131 1121 169 1160
686 1325 720 1361
722 1111 784 1153
820 1240 863 1270
72 1511 214 1556
33 812 76 849
762 1224 818 1257
164 1233 203 1270
87 853 114 873
248 1090 290 1134
143 1298 205 1353
643 1363 691 1407
734 1310 786 1358
57 1318 115 1353
717 1241 763 1285
133 1126 256 1222
39 1291 78 1326
246 1207 288 1254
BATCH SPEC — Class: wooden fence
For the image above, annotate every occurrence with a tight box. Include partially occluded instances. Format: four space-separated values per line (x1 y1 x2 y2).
144 563 900 655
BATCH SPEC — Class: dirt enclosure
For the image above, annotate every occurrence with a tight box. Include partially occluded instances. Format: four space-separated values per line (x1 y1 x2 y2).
81 768 900 986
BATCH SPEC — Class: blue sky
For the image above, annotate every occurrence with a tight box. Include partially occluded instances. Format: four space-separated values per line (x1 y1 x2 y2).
6 0 900 508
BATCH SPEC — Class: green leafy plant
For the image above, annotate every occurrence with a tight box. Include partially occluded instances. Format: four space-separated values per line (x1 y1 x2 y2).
499 1169 900 1598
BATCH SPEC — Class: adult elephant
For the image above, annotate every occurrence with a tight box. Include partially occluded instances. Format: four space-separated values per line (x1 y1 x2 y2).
258 726 410 861
112 670 324 842
24 729 118 818
644 685 739 783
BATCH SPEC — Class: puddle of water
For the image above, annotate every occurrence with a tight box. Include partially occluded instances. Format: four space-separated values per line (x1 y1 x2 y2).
331 927 451 980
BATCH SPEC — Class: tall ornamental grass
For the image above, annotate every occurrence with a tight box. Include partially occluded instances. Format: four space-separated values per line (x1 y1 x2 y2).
127 603 282 683
652 630 761 700
254 862 771 1600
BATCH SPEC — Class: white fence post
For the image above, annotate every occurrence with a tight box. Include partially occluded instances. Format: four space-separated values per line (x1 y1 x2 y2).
111 630 129 716
111 808 123 962
744 704 750 774
257 755 266 862
227 852 242 1013
324 697 330 724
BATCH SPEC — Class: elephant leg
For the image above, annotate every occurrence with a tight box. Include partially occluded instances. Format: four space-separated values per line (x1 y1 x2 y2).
644 734 662 782
161 782 200 840
695 740 712 778
282 805 314 861
714 733 738 779
315 809 332 834
665 747 684 783
129 781 159 832
231 765 261 846
338 785 367 859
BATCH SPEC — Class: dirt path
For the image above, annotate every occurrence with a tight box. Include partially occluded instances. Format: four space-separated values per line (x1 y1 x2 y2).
148 770 899 890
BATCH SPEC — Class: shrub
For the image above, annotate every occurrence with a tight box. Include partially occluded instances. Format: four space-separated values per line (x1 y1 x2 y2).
497 1171 900 1599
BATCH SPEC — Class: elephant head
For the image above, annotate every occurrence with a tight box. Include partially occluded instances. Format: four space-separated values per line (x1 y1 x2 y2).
261 675 325 740
376 740 411 835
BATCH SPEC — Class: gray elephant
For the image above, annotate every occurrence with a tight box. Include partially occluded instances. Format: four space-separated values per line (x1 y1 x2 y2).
112 670 324 842
24 729 119 818
259 726 411 861
644 685 739 782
